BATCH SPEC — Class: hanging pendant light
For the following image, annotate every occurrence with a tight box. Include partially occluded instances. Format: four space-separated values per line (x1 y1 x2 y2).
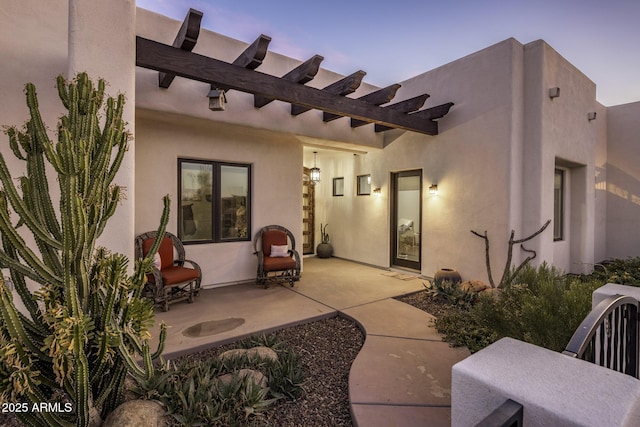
310 151 321 185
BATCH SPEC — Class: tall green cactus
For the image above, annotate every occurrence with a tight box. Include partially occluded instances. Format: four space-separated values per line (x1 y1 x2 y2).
0 73 168 426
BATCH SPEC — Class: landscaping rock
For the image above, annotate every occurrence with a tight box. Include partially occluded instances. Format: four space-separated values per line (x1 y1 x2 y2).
460 280 491 293
219 346 278 362
218 369 268 389
103 400 167 427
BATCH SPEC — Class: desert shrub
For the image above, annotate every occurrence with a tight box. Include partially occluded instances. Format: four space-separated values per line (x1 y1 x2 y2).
435 263 602 353
134 334 304 426
427 278 478 309
434 307 498 353
590 257 640 286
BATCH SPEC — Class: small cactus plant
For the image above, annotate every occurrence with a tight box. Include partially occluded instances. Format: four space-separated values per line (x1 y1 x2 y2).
0 73 168 426
320 223 330 244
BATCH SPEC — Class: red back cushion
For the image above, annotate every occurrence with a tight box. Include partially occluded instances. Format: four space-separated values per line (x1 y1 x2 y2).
262 230 287 256
142 237 174 270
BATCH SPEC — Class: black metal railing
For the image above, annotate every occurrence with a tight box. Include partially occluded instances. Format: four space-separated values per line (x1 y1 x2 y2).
563 294 639 379
475 399 524 427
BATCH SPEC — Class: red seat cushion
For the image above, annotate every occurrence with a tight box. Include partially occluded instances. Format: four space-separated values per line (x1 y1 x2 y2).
262 256 296 272
157 265 200 286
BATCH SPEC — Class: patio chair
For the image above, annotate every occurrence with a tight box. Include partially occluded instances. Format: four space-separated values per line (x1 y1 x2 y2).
253 225 301 288
135 231 202 311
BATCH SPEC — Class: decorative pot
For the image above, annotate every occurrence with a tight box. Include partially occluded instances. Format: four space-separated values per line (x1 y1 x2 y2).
316 243 333 258
434 268 461 284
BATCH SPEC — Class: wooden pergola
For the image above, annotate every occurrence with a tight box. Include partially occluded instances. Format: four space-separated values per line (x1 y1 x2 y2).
135 8 453 136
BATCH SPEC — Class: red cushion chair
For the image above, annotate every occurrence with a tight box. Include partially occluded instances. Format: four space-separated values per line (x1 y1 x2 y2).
135 231 202 311
254 225 301 288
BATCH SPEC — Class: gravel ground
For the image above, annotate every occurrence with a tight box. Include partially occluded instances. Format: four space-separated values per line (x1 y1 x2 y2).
395 289 454 319
183 315 365 426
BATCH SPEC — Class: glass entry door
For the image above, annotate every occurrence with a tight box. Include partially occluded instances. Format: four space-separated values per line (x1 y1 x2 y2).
391 170 422 270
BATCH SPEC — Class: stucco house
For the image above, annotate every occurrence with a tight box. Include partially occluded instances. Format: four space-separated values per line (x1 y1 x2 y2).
2 0 639 289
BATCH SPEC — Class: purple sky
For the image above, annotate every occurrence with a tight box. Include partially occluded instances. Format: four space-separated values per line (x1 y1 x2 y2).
137 0 639 106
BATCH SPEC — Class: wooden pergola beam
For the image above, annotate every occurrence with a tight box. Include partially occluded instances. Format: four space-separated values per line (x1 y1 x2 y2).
136 36 440 135
375 102 454 132
352 94 429 127
323 83 401 122
254 54 324 108
292 70 366 116
158 8 203 89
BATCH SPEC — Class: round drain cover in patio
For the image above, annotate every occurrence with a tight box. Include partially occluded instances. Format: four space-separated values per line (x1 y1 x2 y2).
182 318 246 338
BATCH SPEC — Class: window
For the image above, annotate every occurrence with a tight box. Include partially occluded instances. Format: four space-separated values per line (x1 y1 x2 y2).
333 177 344 196
178 158 251 243
357 174 371 196
554 169 564 241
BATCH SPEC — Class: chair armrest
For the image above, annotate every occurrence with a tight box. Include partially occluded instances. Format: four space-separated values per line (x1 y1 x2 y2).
289 249 301 268
176 258 202 290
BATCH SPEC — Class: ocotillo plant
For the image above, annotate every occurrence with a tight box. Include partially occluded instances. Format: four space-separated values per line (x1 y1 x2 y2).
0 73 168 426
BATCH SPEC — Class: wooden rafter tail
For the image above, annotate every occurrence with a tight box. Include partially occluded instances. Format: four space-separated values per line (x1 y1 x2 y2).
411 102 455 120
352 94 429 128
325 83 401 123
159 8 203 88
255 54 324 108
233 34 271 69
375 101 454 133
292 70 366 116
217 34 272 93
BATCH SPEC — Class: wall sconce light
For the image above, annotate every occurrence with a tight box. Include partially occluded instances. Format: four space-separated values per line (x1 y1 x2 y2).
549 87 560 99
373 188 381 198
208 87 226 111
310 151 321 185
429 184 438 195
588 112 597 121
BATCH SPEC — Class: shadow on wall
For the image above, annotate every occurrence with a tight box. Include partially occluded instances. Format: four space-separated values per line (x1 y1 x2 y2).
604 163 640 259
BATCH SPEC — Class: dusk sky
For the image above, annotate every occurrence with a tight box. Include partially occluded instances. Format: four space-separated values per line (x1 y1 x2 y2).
136 0 639 107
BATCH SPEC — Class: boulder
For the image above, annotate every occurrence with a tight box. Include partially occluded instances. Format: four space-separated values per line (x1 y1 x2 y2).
460 280 491 293
219 346 278 363
218 369 268 389
103 400 166 427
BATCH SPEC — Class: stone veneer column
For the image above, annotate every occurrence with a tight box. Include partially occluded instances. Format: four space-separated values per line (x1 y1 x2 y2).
67 0 136 260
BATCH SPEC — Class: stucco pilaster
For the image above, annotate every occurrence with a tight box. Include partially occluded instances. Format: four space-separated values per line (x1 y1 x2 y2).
68 0 136 260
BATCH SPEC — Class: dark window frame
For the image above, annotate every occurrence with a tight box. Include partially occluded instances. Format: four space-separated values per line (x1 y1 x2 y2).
554 168 564 241
178 158 252 244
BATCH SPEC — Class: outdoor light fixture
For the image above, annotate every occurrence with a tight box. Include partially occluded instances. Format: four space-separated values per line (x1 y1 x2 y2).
549 87 560 99
373 188 381 198
429 184 438 195
208 87 226 111
310 151 321 185
588 112 597 121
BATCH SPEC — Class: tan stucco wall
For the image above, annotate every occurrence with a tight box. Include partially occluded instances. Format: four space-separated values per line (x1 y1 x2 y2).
135 110 303 287
311 39 526 281
606 101 640 259
522 40 598 274
1 0 136 259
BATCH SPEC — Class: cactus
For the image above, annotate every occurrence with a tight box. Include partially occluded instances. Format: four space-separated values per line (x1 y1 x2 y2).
0 73 168 426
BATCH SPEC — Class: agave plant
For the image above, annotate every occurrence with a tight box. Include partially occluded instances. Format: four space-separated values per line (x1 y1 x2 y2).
0 73 168 426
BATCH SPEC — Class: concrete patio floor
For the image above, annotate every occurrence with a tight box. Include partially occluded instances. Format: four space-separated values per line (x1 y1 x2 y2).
148 257 470 426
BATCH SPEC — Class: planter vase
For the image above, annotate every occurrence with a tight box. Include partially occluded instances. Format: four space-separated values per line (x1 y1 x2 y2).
434 268 461 284
316 243 333 258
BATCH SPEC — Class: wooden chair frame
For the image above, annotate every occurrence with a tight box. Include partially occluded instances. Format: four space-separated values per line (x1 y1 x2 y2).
135 231 202 311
